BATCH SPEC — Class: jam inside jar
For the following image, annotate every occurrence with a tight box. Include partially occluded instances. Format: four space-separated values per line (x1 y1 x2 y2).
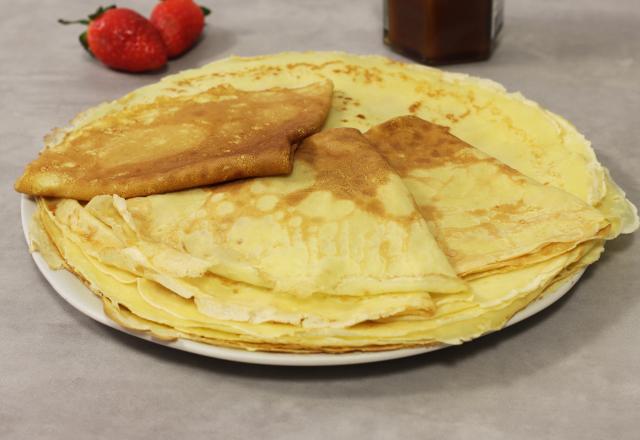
384 0 504 65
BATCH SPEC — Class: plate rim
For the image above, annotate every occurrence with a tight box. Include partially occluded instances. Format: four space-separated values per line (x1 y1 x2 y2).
21 195 584 366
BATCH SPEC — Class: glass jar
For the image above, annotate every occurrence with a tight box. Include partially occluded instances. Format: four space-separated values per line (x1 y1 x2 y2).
384 0 504 65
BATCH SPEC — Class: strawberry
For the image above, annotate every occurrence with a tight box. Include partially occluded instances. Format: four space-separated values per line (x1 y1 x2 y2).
59 6 167 73
150 0 210 58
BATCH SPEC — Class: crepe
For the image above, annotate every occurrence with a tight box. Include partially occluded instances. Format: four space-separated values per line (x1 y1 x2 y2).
99 51 632 234
84 128 466 297
364 116 611 278
34 197 598 352
19 51 636 230
15 80 333 200
30 123 607 352
24 51 638 353
34 127 469 330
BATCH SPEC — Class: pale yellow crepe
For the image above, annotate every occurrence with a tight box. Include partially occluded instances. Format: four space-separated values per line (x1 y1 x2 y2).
34 198 597 352
25 51 634 232
365 116 611 278
19 50 634 230
55 51 629 224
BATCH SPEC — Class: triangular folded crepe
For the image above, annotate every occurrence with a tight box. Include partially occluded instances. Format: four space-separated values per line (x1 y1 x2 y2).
364 116 610 278
89 127 466 296
37 199 439 329
15 81 333 200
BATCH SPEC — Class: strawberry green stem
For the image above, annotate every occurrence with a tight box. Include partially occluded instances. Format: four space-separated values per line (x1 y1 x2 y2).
58 5 116 26
58 18 90 25
58 5 116 55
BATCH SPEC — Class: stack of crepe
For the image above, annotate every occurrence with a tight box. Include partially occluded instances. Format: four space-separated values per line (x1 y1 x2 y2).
17 52 638 353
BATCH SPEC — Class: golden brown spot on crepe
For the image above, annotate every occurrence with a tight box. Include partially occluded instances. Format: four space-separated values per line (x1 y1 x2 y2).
494 200 527 215
365 115 528 176
364 200 389 219
286 61 342 71
418 205 443 222
290 129 391 216
356 114 366 119
497 163 526 182
174 65 288 87
477 222 500 238
393 71 412 82
280 189 312 208
458 109 471 120
423 220 458 259
491 201 542 224
320 62 385 84
365 116 472 174
172 71 230 89
469 208 487 217
415 84 446 99
409 101 422 113
331 131 419 217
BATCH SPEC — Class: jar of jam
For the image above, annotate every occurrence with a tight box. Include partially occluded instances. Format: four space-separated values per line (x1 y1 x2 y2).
383 0 504 65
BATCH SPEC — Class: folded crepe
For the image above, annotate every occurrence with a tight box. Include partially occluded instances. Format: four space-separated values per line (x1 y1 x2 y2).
364 116 611 279
30 121 607 352
33 194 599 352
33 128 468 334
15 81 333 200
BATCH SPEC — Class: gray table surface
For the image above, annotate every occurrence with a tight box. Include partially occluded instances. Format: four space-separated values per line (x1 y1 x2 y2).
2 0 639 439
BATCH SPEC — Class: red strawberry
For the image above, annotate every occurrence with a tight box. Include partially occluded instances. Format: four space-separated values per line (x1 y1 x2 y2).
60 6 167 73
150 0 210 58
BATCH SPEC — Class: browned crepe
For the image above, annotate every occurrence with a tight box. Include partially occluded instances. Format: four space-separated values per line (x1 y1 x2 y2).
15 81 333 200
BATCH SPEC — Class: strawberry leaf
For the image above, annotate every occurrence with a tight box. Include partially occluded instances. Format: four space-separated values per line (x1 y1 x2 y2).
200 6 211 16
79 31 94 57
88 5 116 20
58 4 116 26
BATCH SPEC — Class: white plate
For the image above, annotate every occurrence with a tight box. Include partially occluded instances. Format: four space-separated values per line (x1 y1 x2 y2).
21 195 584 366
